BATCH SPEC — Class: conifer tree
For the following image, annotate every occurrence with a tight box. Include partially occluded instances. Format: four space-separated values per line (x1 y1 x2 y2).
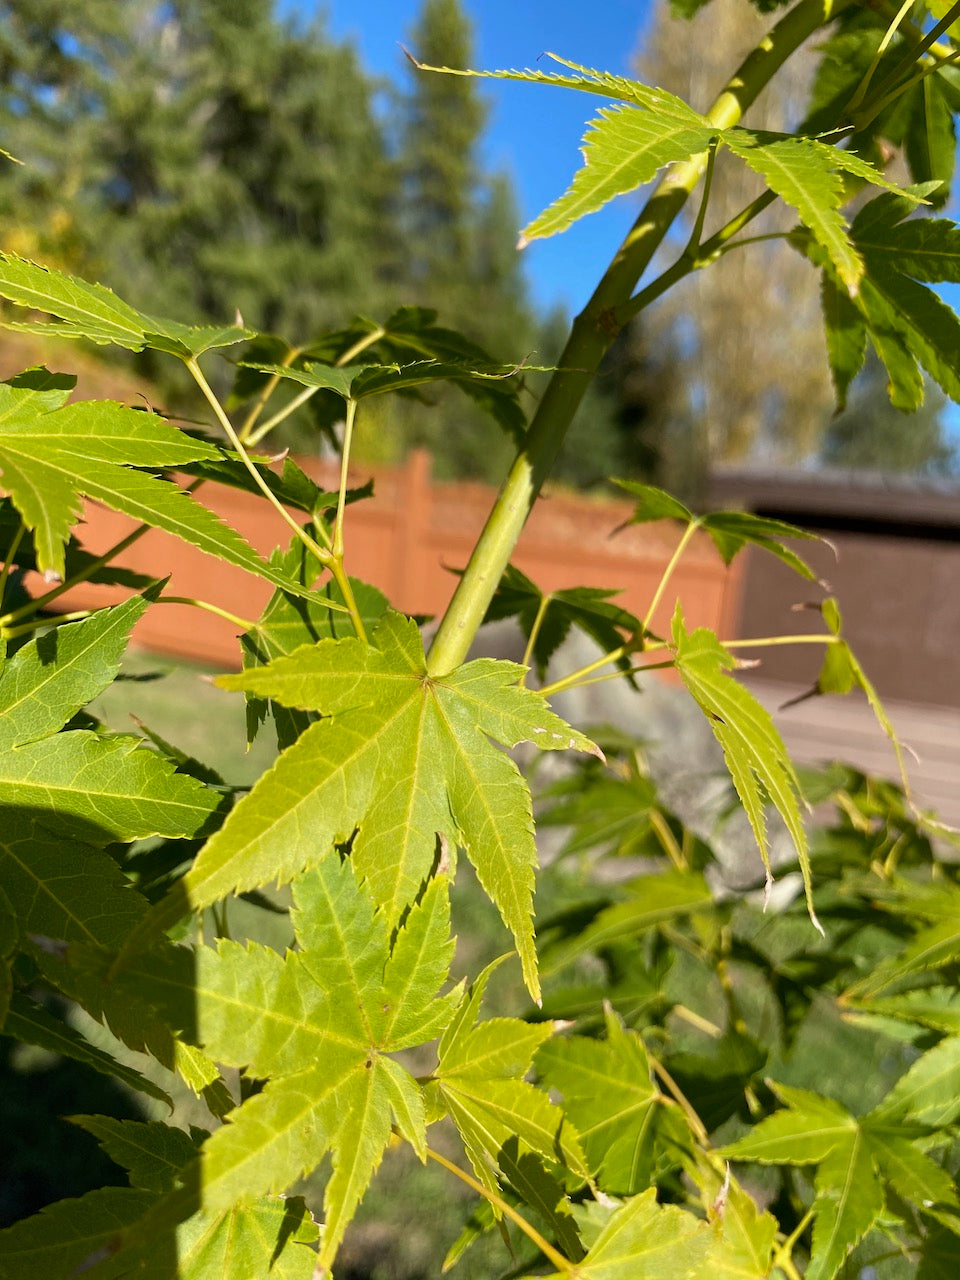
402 0 485 308
0 1 400 340
391 0 538 478
400 0 533 357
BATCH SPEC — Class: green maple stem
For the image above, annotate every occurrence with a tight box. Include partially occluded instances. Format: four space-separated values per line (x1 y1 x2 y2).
683 139 719 258
649 808 687 872
186 356 331 568
724 633 839 649
328 557 368 644
0 518 26 608
3 609 93 639
424 1145 573 1273
521 592 553 676
238 343 304 442
673 1004 723 1037
874 0 957 66
856 46 960 128
715 230 791 254
772 1205 815 1279
333 399 357 559
340 324 387 367
647 1051 711 1147
245 326 386 447
538 644 636 697
866 0 960 106
326 397 368 642
642 521 701 636
245 382 317 446
541 659 675 697
157 596 256 631
614 187 780 330
0 515 176 628
540 630 837 698
426 0 847 678
845 0 914 115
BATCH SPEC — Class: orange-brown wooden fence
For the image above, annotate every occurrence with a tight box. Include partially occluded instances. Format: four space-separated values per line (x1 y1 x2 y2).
39 450 743 669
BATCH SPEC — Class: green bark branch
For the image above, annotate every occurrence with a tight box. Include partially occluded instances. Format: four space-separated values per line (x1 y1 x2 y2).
426 0 851 677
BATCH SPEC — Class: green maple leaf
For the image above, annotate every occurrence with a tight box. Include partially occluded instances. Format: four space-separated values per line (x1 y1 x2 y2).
127 611 599 998
536 1188 711 1280
239 538 388 748
484 563 642 682
0 496 152 593
408 54 715 243
722 130 913 294
0 599 221 942
692 1155 778 1280
671 607 815 929
820 270 867 409
107 859 458 1272
0 598 222 856
0 599 228 1095
0 252 253 356
869 1035 960 1129
245 353 530 442
0 1160 318 1280
846 987 960 1035
721 1076 959 1280
814 190 960 412
535 1007 689 1195
5 994 171 1106
428 964 589 1193
540 868 714 976
69 1116 203 1194
4 1117 259 1277
615 481 822 581
522 101 714 243
0 367 309 593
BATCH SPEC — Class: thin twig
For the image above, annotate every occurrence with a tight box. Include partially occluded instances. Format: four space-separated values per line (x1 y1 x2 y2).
425 1144 573 1273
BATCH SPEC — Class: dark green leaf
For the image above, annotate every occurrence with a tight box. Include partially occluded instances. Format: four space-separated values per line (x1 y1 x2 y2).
4 994 171 1106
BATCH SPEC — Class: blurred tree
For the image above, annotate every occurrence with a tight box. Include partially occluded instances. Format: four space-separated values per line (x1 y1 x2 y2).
819 355 957 475
0 0 549 481
0 1 401 348
0 0 135 270
401 0 484 313
627 0 833 476
390 0 538 478
104 1 401 340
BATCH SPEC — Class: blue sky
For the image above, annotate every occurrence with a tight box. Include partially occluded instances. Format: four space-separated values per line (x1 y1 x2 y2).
311 1 656 315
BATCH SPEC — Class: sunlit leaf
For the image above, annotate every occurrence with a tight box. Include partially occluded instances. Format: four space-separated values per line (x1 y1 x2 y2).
0 253 252 356
671 608 815 928
126 612 599 998
522 103 715 243
107 860 456 1272
538 1188 710 1280
0 368 308 593
535 1007 687 1194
